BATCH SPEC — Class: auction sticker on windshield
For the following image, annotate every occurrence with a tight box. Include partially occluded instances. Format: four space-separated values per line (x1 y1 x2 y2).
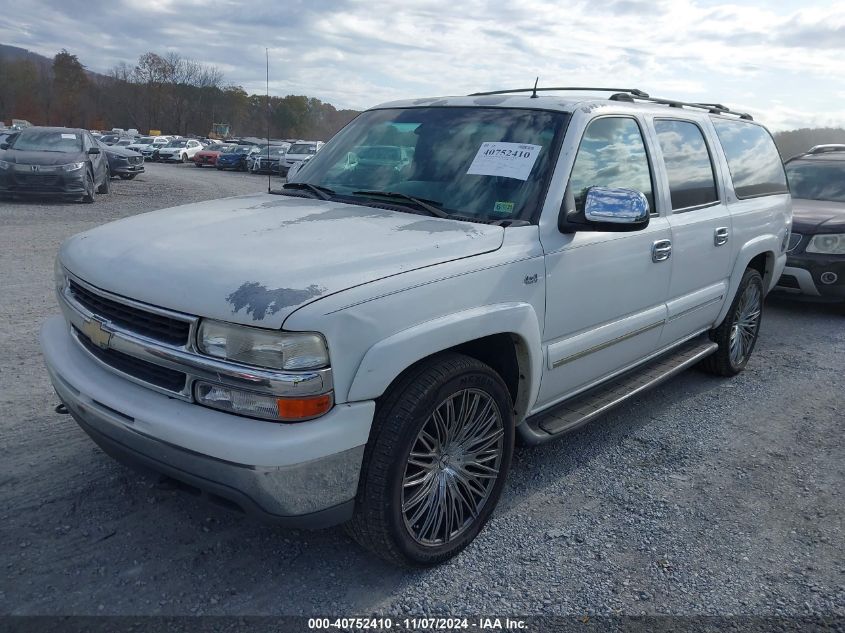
467 142 541 181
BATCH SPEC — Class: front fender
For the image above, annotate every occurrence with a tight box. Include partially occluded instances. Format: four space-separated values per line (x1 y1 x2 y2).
347 302 543 421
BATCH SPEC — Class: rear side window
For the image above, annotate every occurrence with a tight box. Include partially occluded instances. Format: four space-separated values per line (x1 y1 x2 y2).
568 117 654 213
712 119 788 199
654 120 718 210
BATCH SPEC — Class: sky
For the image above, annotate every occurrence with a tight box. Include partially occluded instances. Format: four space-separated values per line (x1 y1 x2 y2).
1 0 844 131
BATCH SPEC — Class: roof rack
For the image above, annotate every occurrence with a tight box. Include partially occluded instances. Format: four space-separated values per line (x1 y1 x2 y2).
807 144 845 154
467 86 753 120
469 86 650 98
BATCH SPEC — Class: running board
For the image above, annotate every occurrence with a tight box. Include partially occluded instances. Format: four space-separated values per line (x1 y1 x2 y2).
520 338 718 443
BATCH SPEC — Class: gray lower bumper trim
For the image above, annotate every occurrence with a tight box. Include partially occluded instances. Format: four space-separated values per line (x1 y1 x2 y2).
70 408 357 528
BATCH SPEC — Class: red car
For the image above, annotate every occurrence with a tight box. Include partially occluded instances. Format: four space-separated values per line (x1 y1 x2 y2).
192 143 234 168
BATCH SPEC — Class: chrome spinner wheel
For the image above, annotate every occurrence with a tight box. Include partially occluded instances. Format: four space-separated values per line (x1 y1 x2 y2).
401 388 504 547
728 281 762 367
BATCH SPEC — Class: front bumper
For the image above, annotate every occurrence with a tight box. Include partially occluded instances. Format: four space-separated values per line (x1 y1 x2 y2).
0 169 86 196
41 315 374 527
112 163 145 177
773 253 845 302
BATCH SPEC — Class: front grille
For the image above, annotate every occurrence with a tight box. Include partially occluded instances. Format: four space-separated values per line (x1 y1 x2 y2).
128 156 143 165
68 279 191 346
777 274 801 289
14 173 62 187
75 327 187 392
787 233 803 252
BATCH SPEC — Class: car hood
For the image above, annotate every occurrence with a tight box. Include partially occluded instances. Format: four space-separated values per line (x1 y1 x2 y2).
105 146 141 158
791 198 845 234
2 149 86 166
60 193 504 329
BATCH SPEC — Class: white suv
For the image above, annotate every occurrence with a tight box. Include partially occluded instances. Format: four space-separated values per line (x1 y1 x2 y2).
158 139 205 163
42 88 791 566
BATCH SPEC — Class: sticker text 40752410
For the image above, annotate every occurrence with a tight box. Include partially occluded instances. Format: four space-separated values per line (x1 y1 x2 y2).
466 142 542 181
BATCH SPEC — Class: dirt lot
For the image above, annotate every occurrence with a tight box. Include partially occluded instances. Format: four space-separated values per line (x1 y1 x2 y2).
0 163 842 617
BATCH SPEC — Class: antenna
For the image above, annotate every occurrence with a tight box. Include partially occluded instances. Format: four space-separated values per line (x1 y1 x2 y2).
530 77 539 99
266 47 271 194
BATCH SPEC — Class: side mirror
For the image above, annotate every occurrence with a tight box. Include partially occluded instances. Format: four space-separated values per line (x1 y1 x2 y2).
0 143 8 150
88 147 101 155
559 186 650 233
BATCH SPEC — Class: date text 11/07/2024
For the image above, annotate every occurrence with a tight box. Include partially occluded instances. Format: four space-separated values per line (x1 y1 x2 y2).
307 617 528 630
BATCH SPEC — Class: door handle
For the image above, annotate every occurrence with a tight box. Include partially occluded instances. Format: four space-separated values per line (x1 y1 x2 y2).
652 239 672 262
714 227 729 246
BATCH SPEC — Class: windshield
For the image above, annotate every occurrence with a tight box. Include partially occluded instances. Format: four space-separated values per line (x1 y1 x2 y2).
288 143 318 155
292 107 567 222
9 129 83 152
786 160 845 203
228 146 253 154
261 147 287 158
135 137 153 144
167 140 188 148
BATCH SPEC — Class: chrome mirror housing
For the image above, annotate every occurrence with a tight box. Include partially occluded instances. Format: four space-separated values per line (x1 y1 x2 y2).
559 185 650 233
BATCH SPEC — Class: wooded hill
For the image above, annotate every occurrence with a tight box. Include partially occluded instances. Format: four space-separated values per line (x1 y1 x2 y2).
0 45 359 140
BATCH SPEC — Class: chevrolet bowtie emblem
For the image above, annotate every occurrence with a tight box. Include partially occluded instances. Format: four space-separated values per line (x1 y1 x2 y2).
81 318 112 350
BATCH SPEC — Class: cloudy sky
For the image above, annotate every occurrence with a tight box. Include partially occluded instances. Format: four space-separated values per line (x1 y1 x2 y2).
1 0 844 130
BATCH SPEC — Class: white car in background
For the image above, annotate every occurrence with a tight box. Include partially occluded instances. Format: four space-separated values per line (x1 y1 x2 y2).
157 139 206 163
137 136 173 159
280 141 324 175
126 137 156 152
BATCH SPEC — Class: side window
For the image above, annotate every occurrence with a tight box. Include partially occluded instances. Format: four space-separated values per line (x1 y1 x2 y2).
568 117 654 213
712 119 788 198
654 120 719 211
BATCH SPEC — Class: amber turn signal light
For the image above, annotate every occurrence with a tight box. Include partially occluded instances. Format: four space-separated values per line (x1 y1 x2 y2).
276 393 333 421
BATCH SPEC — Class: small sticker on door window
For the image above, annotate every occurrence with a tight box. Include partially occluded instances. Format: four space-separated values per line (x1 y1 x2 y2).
493 201 515 215
61 134 77 139
467 142 541 181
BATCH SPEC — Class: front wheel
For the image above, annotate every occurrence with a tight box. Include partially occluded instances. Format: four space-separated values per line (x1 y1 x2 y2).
701 268 763 376
347 353 514 566
81 169 95 203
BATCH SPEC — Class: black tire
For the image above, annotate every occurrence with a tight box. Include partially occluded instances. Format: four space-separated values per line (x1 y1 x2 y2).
347 352 514 567
96 167 110 194
195 162 203 167
181 153 189 163
81 169 95 203
700 268 764 376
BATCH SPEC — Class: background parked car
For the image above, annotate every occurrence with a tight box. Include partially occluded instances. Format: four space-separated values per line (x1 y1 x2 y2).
127 137 155 152
774 144 845 308
96 139 145 180
0 126 110 202
157 139 206 163
280 141 324 175
248 143 291 173
140 136 174 161
193 143 235 168
216 144 258 171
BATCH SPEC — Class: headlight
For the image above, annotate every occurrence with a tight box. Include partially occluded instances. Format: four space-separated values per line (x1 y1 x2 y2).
0 160 11 170
194 381 333 422
197 319 329 370
62 162 85 172
806 233 845 255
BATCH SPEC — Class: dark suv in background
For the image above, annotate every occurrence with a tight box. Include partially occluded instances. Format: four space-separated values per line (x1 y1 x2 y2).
775 145 845 309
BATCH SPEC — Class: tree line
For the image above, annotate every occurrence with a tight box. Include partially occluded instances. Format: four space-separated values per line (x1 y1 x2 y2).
0 49 359 140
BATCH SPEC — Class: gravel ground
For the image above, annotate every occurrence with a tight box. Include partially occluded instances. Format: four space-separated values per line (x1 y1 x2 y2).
0 163 842 617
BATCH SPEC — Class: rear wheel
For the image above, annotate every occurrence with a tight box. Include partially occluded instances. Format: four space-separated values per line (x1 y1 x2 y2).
181 153 189 163
701 268 763 376
347 353 514 566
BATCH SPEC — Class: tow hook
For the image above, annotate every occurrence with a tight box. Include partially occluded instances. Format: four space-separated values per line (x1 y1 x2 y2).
54 403 69 415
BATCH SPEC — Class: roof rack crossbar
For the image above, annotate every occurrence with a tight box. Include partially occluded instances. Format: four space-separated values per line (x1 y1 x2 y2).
468 87 650 98
467 86 753 120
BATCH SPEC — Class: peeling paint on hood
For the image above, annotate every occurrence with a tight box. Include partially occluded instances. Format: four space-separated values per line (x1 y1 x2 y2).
60 193 505 329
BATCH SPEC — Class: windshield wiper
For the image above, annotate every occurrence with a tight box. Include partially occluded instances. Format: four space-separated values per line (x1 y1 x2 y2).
352 190 449 219
280 182 335 200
